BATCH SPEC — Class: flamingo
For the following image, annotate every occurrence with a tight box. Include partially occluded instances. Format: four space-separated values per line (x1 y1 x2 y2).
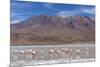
49 49 55 59
49 49 54 54
22 49 38 60
62 48 73 58
49 49 61 59
18 50 24 56
76 49 81 54
56 50 61 59
76 49 81 59
16 50 25 60
31 50 37 59
65 48 72 54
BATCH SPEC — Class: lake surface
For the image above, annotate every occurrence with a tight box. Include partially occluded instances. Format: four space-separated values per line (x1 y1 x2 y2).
10 44 95 66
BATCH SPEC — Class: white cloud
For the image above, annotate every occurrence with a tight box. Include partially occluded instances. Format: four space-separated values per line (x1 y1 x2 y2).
56 8 95 17
56 10 79 17
11 20 21 24
43 3 61 12
81 8 95 15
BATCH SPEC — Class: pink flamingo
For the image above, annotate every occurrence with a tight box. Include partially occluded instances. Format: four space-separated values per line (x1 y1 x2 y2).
62 48 73 58
31 50 37 59
49 49 61 59
49 49 55 59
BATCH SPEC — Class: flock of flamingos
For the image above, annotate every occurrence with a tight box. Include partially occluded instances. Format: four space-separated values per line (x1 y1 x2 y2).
12 48 82 61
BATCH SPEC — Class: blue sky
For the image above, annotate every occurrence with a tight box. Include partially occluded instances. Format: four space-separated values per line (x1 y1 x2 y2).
11 0 95 23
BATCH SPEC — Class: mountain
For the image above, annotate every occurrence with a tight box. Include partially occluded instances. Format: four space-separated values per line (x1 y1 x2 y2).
11 15 95 45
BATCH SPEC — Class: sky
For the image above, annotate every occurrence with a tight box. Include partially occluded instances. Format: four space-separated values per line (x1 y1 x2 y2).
11 0 95 23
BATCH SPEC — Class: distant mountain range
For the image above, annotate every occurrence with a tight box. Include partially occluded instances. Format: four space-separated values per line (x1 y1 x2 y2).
11 15 95 46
